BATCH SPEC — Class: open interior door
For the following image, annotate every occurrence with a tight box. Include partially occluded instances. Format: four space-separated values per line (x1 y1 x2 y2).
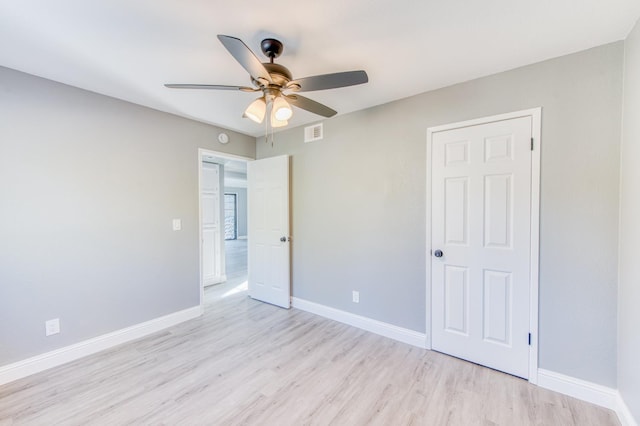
247 155 290 308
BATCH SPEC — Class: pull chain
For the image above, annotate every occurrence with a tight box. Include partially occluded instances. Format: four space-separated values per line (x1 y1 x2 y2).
260 96 277 148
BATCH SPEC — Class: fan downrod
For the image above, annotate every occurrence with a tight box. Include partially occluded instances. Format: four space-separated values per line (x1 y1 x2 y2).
261 38 284 62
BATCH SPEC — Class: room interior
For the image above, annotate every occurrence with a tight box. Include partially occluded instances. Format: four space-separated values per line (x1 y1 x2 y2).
1 1 640 424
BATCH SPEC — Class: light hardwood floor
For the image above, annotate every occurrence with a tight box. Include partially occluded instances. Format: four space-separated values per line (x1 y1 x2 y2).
0 278 618 425
224 238 247 283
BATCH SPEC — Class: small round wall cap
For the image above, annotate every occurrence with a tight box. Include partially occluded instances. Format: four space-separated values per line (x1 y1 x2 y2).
218 133 229 144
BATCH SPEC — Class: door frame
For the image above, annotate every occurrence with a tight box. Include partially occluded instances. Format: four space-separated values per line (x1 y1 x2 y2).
425 107 541 384
198 148 253 311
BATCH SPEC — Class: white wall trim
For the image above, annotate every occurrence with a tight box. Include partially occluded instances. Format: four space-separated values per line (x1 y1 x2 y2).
204 274 227 287
291 297 427 349
0 306 201 386
425 122 433 350
425 107 542 384
538 368 618 408
538 369 638 425
528 107 542 384
616 392 639 426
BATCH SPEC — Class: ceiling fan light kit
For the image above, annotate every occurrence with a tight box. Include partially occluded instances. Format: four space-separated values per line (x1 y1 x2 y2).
270 116 289 128
243 94 292 128
272 96 293 121
165 34 369 131
268 95 290 128
244 97 267 123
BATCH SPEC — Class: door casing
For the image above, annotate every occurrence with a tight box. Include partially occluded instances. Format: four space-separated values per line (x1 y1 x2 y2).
425 108 541 384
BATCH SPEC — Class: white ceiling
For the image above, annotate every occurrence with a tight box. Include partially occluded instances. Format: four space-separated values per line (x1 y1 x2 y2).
1 1 639 137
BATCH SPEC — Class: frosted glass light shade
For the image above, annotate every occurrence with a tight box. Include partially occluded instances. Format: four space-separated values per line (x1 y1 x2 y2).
272 96 293 121
244 98 266 123
270 116 288 128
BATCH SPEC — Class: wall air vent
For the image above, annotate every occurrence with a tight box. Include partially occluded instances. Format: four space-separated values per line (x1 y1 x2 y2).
304 123 323 143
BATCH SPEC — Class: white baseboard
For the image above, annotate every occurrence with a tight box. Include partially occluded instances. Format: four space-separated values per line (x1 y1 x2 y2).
538 369 618 408
204 275 227 287
0 306 202 386
616 392 639 426
291 297 427 348
537 368 639 425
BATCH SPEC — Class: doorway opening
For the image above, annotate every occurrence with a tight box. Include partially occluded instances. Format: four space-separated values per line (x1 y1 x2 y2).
198 149 251 308
222 168 248 289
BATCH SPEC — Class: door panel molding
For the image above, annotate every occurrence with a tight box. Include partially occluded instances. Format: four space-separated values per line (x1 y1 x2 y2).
426 107 541 384
247 155 291 309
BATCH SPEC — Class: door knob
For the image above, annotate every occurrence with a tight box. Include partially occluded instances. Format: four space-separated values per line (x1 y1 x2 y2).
280 236 287 242
434 249 443 258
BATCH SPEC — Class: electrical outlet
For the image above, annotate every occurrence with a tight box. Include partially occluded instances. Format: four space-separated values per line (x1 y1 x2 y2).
172 219 182 231
352 291 360 303
45 318 60 336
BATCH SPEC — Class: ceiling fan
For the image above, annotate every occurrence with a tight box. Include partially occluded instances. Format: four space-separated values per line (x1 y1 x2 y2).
165 35 369 128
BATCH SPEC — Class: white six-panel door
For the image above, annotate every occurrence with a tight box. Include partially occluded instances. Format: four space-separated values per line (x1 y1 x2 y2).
431 116 533 378
247 155 290 308
201 162 224 286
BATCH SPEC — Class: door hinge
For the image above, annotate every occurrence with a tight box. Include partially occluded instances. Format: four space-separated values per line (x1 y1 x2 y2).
528 333 532 345
531 137 534 151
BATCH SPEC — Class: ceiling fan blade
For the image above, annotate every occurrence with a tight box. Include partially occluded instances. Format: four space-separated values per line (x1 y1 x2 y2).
285 94 337 117
217 35 273 84
290 70 368 92
164 84 257 92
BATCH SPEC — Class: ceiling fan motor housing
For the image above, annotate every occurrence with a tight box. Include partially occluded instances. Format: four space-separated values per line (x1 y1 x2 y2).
259 63 292 88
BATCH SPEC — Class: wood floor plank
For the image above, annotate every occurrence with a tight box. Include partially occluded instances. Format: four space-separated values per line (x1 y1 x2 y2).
0 279 619 425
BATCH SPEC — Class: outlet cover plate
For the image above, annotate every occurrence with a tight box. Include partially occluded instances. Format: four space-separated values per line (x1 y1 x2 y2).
45 318 60 336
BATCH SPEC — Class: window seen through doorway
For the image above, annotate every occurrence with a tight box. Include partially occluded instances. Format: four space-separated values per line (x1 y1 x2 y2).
224 193 237 240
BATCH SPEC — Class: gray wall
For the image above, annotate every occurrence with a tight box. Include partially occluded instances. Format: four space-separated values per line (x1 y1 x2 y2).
618 18 640 420
224 186 247 238
257 43 623 387
0 66 255 366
